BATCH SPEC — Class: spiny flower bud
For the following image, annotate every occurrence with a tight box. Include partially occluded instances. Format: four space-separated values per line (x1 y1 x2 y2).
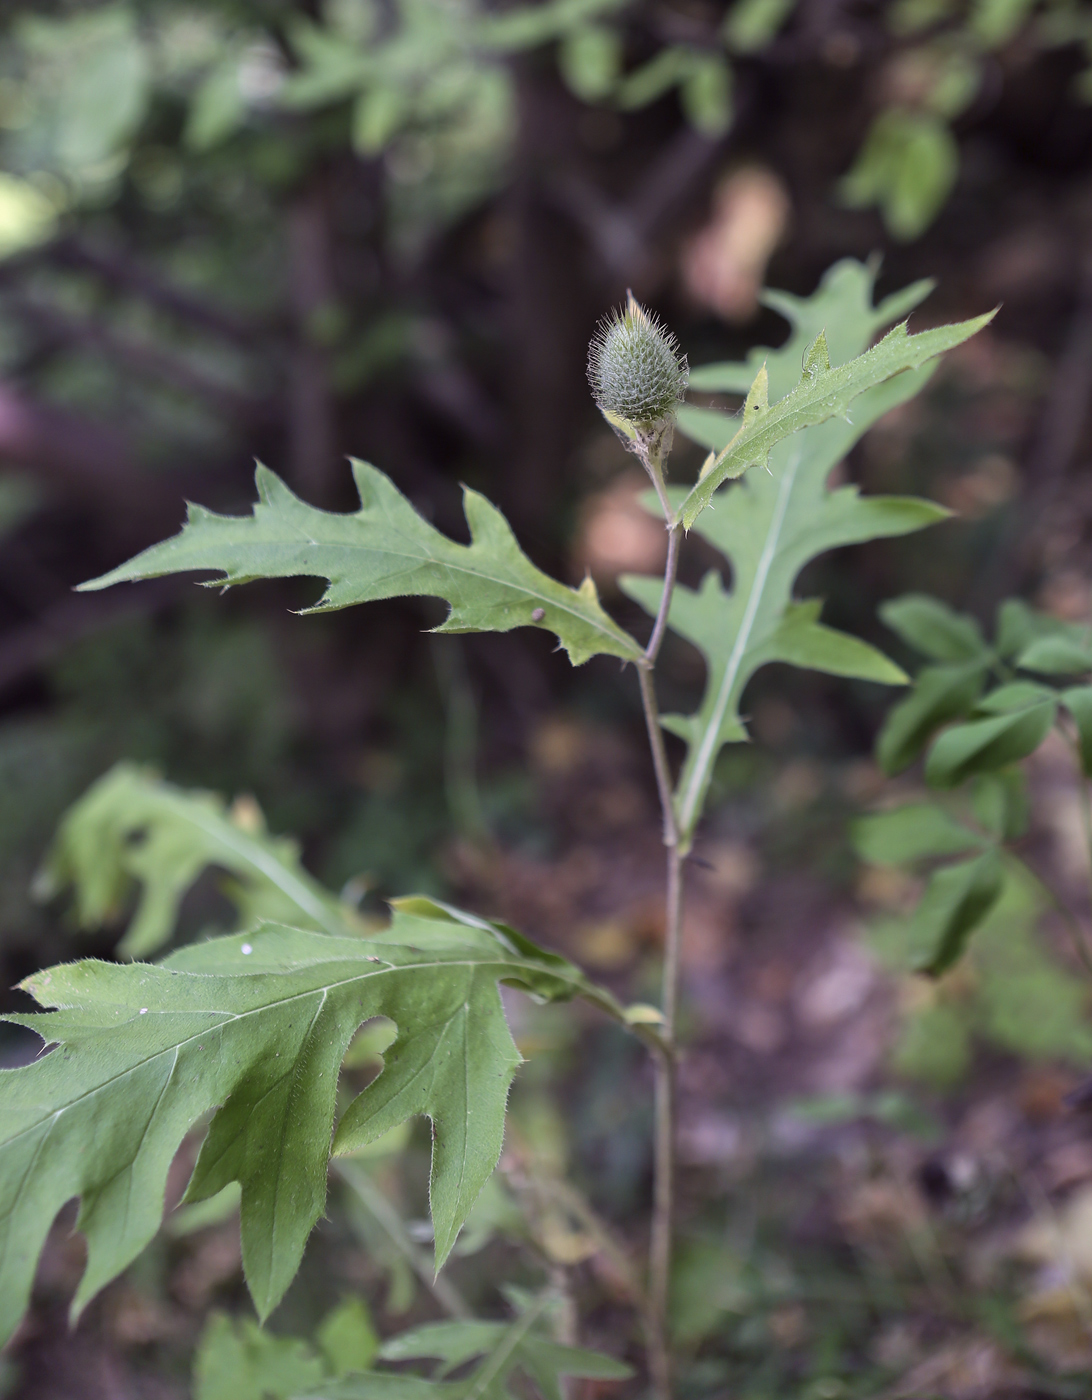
587 293 689 428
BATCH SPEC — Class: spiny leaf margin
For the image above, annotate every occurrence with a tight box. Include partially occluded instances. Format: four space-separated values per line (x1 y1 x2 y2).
678 309 995 529
79 460 641 668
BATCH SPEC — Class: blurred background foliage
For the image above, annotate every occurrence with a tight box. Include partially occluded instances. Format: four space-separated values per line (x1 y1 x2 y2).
5 0 1092 1397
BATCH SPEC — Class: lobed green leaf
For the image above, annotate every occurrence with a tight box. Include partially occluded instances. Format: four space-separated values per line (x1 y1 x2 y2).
625 259 955 836
0 904 630 1346
79 461 641 669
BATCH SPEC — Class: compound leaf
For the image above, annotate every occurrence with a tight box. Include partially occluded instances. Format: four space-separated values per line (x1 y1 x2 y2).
925 699 1056 788
974 681 1055 713
40 762 349 958
79 461 641 669
879 593 988 662
853 803 985 866
1017 633 1092 677
970 770 1029 839
876 659 988 775
375 1309 631 1400
623 260 954 836
908 848 1005 976
194 1312 327 1400
0 904 628 1346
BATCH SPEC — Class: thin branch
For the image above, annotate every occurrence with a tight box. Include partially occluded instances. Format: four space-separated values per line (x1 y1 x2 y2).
637 664 679 852
629 432 685 1400
2 294 260 420
52 238 260 344
644 523 681 667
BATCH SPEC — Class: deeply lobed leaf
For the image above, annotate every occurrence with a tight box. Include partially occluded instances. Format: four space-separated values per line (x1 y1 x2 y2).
0 903 628 1346
80 461 641 668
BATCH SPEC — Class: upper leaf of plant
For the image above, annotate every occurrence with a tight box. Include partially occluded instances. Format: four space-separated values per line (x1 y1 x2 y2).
79 460 641 668
675 290 993 530
40 762 351 958
0 901 631 1348
623 259 958 836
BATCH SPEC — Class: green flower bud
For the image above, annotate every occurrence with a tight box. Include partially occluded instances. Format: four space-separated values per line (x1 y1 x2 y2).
587 293 689 428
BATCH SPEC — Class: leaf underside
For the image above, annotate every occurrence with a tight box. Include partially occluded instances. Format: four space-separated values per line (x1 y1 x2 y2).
80 460 641 668
623 259 961 834
0 903 623 1345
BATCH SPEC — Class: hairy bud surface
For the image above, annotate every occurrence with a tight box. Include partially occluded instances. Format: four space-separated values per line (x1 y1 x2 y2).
588 294 689 427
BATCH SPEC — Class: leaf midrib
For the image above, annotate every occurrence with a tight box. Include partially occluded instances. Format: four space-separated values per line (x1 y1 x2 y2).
677 448 802 834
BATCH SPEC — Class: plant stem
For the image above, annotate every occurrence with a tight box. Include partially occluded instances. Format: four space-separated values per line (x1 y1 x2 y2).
647 842 683 1400
633 457 684 1400
645 524 681 667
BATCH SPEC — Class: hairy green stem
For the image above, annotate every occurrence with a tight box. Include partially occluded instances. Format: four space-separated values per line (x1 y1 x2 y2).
633 438 684 1400
644 523 681 667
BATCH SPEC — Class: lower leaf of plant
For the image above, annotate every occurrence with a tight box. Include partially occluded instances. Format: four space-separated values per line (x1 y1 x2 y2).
0 904 624 1345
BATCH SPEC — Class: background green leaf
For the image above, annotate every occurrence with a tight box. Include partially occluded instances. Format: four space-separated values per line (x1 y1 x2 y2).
40 762 349 957
907 848 1005 976
876 660 988 775
879 593 988 662
853 803 984 865
924 700 1055 788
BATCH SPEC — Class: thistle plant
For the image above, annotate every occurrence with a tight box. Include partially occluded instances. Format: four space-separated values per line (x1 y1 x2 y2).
0 262 993 1400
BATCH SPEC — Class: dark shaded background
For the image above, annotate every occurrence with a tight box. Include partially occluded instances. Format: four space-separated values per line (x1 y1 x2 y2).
5 2 1092 1397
